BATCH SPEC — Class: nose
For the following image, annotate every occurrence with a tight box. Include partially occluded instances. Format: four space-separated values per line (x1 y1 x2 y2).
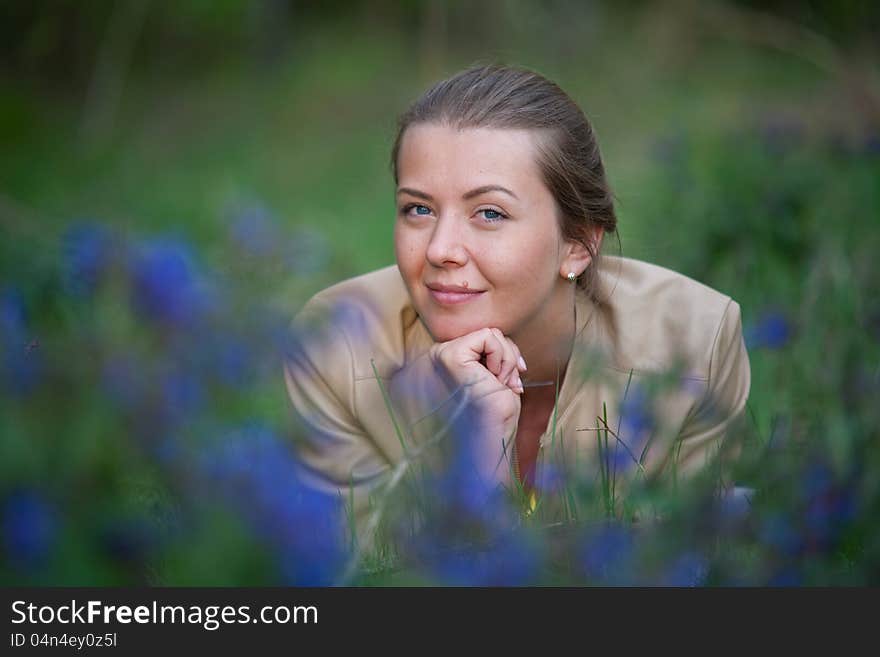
425 215 468 268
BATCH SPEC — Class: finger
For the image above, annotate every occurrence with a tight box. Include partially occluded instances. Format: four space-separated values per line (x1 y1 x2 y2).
504 337 525 393
481 328 507 376
490 328 519 389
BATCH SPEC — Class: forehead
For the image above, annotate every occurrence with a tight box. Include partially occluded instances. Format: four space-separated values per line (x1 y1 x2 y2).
397 123 547 193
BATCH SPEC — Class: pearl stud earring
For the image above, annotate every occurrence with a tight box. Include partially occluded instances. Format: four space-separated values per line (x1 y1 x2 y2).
567 272 577 282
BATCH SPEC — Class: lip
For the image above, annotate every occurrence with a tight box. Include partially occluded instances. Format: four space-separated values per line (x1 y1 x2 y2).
425 283 485 306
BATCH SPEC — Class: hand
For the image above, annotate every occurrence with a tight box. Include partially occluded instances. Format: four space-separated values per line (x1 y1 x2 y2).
429 327 527 484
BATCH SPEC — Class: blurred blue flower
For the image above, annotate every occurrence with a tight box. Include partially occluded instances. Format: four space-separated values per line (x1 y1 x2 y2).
767 565 802 587
801 462 857 551
744 310 792 350
0 286 26 341
1 286 42 395
200 424 347 585
201 333 253 388
612 385 653 472
580 522 635 585
418 528 540 585
100 517 158 565
2 489 57 568
434 402 507 520
130 238 211 328
535 461 566 496
718 486 755 525
759 512 803 557
61 222 112 297
660 550 709 587
159 367 204 425
330 297 369 342
100 355 143 411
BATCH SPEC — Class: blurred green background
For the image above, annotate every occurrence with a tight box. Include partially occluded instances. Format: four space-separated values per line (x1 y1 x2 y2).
1 0 879 585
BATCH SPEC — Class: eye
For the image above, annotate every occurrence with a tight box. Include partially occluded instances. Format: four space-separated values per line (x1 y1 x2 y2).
401 203 433 217
477 208 508 223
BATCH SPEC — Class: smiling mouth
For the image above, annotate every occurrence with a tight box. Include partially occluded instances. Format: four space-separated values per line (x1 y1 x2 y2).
425 284 485 306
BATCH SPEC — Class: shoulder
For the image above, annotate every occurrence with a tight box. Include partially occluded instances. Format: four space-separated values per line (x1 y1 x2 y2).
593 256 741 379
294 265 415 378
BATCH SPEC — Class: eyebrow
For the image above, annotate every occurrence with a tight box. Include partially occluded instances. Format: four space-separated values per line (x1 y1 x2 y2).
396 184 519 202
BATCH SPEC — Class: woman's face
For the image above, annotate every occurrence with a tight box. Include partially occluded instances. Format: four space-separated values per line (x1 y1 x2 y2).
394 123 573 343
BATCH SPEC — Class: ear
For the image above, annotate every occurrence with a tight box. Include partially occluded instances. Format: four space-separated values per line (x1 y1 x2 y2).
560 227 604 279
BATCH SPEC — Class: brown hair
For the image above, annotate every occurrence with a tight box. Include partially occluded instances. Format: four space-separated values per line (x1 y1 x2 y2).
390 63 618 298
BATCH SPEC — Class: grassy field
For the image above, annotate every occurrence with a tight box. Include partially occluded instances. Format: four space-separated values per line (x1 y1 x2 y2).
1 3 878 585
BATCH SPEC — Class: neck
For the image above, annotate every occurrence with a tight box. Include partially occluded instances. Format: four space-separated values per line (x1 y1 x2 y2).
512 283 576 387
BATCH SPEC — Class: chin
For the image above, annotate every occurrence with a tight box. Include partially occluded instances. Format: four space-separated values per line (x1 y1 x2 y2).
422 314 499 343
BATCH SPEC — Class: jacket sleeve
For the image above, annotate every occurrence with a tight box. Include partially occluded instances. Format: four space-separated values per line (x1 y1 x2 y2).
282 300 392 550
674 298 751 479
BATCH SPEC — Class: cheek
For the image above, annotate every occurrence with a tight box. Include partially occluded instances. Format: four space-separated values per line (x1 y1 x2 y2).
394 225 423 277
482 232 558 290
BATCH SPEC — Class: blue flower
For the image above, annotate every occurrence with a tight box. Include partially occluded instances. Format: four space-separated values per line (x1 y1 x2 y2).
718 486 755 525
660 550 709 587
130 238 211 328
800 461 857 551
100 355 142 411
0 286 26 341
419 528 540 586
580 522 635 585
2 489 57 569
160 367 204 425
61 222 112 297
100 517 158 565
767 565 802 587
744 310 792 350
612 385 653 472
759 513 803 557
200 425 348 585
203 333 253 388
433 402 508 520
0 286 41 395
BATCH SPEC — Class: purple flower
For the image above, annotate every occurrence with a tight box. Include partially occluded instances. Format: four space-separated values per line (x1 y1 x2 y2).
745 310 792 350
61 222 112 297
130 238 211 328
2 489 57 568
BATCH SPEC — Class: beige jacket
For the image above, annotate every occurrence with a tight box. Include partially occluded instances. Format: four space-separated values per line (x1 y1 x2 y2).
283 256 750 542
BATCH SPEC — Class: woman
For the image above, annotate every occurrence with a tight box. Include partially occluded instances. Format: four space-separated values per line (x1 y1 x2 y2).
284 64 750 547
